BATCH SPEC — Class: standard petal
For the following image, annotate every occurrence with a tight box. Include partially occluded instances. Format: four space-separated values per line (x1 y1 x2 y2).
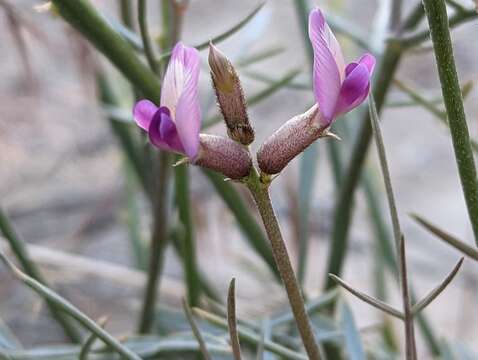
133 99 158 130
334 62 371 116
160 42 190 118
174 46 201 159
309 8 344 124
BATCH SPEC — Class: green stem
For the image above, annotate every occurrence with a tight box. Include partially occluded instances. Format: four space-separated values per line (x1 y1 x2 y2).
138 0 158 72
138 152 172 333
175 163 200 306
0 208 82 343
246 172 321 360
52 0 161 102
422 0 478 246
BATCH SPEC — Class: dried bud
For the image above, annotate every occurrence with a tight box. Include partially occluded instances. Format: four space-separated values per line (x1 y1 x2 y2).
194 134 252 179
208 43 254 145
257 105 328 175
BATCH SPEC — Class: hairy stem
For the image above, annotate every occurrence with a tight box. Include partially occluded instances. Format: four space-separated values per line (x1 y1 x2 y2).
422 0 478 245
246 172 321 360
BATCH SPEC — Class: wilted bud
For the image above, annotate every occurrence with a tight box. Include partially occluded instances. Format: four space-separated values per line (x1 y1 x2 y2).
257 105 329 175
194 134 252 179
208 43 254 145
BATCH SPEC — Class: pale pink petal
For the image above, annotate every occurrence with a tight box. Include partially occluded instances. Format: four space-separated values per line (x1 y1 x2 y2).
334 62 372 116
160 42 189 118
309 8 344 124
174 46 201 159
133 100 158 130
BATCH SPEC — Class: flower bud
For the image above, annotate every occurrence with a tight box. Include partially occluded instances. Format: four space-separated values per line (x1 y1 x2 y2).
208 43 254 145
194 134 252 179
257 105 327 175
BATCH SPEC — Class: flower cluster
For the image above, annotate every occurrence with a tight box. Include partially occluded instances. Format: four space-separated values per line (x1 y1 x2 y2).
133 8 375 179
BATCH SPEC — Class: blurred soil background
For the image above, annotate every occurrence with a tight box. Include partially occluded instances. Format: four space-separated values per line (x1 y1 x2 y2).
0 0 478 356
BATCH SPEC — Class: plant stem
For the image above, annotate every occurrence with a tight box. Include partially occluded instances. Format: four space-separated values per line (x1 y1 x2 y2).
138 152 171 333
422 0 478 246
120 0 134 30
246 172 321 360
138 0 158 72
0 208 82 343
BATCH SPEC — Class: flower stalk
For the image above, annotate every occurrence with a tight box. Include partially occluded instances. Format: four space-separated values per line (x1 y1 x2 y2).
245 170 321 360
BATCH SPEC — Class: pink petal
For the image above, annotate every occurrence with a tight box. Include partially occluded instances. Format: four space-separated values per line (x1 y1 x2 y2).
160 42 191 118
174 46 201 159
334 62 372 116
133 100 158 130
309 8 345 124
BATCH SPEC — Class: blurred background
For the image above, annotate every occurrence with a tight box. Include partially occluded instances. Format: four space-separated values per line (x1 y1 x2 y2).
0 0 477 357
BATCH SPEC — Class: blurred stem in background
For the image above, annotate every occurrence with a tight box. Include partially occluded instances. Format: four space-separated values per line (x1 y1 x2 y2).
0 208 82 343
422 0 478 246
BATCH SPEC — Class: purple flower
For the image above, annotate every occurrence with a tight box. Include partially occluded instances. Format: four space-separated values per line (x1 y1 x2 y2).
133 42 201 159
309 8 376 127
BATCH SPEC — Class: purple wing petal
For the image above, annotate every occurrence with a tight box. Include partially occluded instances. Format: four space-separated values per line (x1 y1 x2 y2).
148 107 184 154
174 46 201 159
309 8 345 124
334 62 372 116
133 99 158 130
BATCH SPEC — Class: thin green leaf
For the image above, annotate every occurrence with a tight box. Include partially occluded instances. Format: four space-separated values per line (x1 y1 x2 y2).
369 95 417 359
182 299 212 360
329 274 404 320
339 300 366 360
411 214 478 261
193 308 308 360
0 252 141 360
0 208 82 343
411 257 464 315
79 316 108 360
227 279 242 360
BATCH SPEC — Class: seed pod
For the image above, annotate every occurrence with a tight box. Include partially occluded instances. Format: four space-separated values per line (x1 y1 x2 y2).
208 43 254 145
194 134 252 179
257 105 326 175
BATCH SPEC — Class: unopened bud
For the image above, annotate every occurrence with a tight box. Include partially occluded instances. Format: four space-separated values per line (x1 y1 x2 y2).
257 105 328 175
208 43 254 145
194 134 252 179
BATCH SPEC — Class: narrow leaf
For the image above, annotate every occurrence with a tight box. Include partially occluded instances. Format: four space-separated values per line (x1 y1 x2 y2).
0 252 142 360
411 257 464 315
329 274 404 320
411 214 478 261
182 299 212 360
79 316 108 360
227 279 242 360
193 308 307 360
